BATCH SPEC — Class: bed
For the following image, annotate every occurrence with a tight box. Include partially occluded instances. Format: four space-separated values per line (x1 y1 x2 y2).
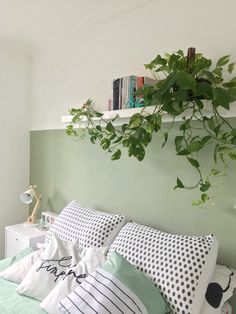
0 200 234 314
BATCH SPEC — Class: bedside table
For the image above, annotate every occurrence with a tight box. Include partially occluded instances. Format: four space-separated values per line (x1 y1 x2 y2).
5 223 47 258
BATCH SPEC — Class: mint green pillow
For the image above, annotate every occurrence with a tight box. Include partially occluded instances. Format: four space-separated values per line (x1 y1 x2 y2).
102 251 170 314
0 247 33 272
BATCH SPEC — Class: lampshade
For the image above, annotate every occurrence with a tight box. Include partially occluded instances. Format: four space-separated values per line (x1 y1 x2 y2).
20 191 34 204
20 185 41 226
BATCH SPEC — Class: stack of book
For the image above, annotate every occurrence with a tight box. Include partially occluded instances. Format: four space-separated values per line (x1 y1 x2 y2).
112 76 156 110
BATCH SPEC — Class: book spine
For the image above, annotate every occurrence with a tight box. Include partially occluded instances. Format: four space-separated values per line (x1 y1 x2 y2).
122 76 127 110
130 76 136 108
135 77 144 107
119 78 123 110
113 78 120 110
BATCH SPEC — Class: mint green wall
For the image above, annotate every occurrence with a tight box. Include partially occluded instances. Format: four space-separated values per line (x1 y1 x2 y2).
30 125 236 306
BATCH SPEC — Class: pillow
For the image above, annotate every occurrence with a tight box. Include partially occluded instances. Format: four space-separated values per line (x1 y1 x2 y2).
0 247 32 272
45 200 126 247
0 249 42 283
58 251 170 314
16 233 84 301
40 246 107 314
108 222 218 314
200 265 236 314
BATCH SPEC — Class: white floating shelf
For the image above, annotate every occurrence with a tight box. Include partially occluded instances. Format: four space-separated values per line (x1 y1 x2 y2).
61 104 236 127
61 106 177 126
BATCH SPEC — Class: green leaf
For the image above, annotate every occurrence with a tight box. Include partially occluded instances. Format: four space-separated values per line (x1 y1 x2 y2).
106 122 115 133
152 54 167 66
90 136 97 144
176 71 196 90
111 149 121 160
100 138 111 150
201 193 209 203
228 152 236 160
162 132 168 148
113 136 123 144
94 111 104 118
158 73 177 95
230 128 236 136
175 136 184 152
195 82 212 97
177 149 190 156
229 88 236 101
216 55 230 67
121 124 128 133
202 71 216 83
207 117 216 131
187 157 200 168
174 177 185 190
96 125 102 132
222 77 236 88
231 136 236 145
176 50 184 57
109 134 117 141
187 141 202 153
211 169 220 176
136 147 145 161
228 62 235 74
179 120 190 131
213 87 230 110
192 200 203 206
128 113 143 128
201 135 212 145
200 181 211 192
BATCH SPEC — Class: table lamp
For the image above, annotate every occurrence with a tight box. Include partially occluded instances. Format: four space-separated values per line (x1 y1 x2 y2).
20 185 42 225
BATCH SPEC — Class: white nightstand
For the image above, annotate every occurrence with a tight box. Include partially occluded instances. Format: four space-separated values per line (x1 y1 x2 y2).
5 223 47 258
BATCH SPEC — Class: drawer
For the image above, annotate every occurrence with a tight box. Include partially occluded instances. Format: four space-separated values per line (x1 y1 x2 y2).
5 230 28 258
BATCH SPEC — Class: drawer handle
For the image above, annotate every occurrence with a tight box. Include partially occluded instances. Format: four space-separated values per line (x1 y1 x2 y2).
15 238 18 241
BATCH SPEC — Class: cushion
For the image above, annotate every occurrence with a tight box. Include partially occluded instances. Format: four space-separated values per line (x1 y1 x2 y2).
45 200 126 247
0 249 41 283
0 247 32 272
40 246 107 314
108 222 218 314
16 233 84 301
200 265 236 314
58 251 170 314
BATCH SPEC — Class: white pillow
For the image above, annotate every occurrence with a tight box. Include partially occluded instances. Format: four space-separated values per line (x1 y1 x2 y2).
201 265 236 314
16 233 84 301
108 222 218 314
0 249 41 283
40 246 107 314
45 200 126 247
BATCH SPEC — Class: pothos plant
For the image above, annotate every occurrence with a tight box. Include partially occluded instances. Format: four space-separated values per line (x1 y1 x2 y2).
66 48 236 206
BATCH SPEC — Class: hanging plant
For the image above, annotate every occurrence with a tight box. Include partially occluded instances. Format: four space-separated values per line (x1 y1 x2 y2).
66 48 236 205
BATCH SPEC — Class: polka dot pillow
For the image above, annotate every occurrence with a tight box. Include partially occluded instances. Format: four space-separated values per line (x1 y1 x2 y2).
108 222 218 314
45 201 126 247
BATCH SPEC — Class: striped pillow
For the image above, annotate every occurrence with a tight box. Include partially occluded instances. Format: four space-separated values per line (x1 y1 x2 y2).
58 251 169 314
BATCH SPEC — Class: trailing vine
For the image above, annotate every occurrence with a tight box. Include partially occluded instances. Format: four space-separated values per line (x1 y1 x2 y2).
66 48 236 205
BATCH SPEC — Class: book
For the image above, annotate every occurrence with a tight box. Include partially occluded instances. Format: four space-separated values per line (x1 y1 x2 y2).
113 78 120 110
112 76 156 110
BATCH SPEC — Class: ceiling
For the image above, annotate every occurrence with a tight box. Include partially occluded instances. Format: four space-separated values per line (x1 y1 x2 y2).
0 0 153 51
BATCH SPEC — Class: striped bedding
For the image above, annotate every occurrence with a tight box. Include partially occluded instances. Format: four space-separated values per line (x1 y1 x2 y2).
59 267 148 314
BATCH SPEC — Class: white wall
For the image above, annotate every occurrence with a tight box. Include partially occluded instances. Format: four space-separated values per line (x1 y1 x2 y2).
0 40 30 257
30 0 236 130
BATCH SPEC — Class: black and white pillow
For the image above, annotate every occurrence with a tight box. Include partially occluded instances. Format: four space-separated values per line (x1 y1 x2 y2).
108 222 218 314
200 265 236 314
45 201 126 247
